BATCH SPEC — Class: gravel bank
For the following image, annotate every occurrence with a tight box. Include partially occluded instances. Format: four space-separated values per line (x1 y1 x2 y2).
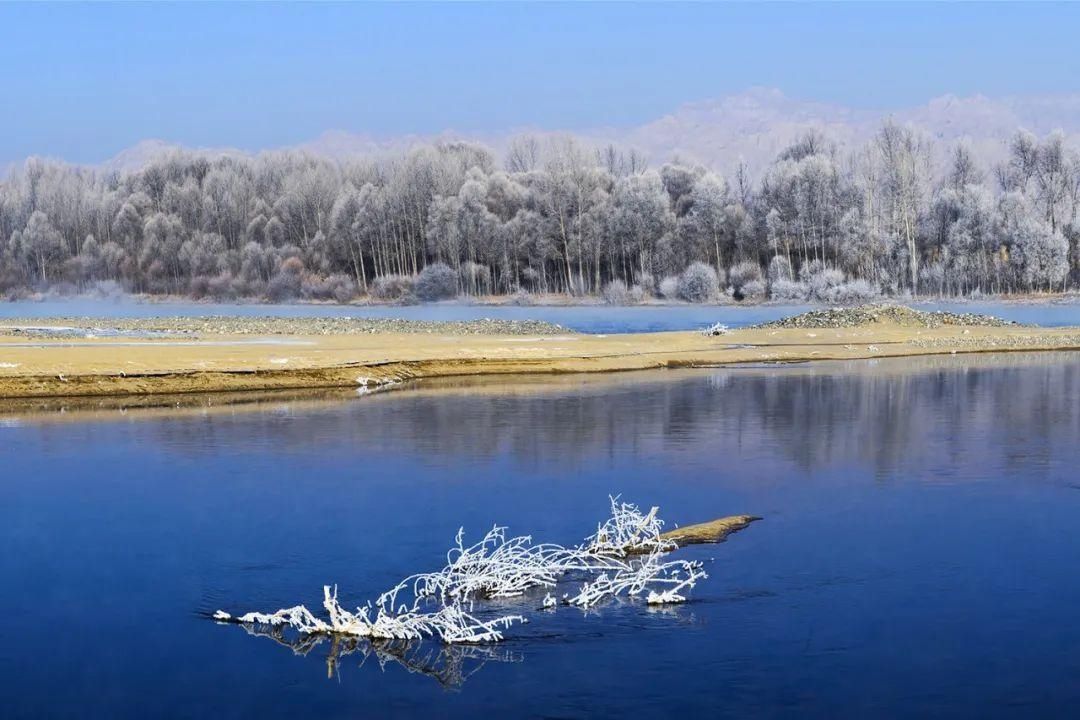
752 304 1021 330
0 316 572 338
909 332 1080 351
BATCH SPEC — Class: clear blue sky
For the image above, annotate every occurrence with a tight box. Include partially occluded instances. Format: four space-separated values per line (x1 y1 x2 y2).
1 2 1078 166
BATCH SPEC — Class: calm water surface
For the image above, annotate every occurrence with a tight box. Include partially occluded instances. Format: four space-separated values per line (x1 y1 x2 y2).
3 298 1080 332
3 354 1080 718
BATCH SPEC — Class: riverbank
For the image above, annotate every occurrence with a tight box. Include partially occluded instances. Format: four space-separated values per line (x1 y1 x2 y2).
1 305 1079 399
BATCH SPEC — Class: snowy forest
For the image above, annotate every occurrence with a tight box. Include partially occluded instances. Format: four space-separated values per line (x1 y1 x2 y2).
1 122 1078 304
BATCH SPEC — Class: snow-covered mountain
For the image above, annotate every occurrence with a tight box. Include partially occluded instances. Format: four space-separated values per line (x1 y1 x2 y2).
97 88 1080 175
602 88 1080 173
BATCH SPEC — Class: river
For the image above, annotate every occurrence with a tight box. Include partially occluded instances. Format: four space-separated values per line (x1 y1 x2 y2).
2 297 1080 333
3 352 1080 717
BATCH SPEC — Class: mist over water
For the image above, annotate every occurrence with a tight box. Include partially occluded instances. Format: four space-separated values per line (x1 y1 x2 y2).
3 354 1080 717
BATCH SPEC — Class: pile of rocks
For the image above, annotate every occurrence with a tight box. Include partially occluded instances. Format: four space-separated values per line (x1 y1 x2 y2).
752 304 1021 330
0 316 573 337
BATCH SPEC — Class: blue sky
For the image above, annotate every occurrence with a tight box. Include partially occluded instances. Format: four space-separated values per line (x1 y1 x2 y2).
1 2 1079 166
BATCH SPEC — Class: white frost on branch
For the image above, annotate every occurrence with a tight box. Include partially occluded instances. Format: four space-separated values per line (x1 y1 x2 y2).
218 585 523 644
355 375 399 396
400 526 577 603
701 322 731 336
216 497 707 645
565 546 706 608
583 496 676 556
235 604 330 634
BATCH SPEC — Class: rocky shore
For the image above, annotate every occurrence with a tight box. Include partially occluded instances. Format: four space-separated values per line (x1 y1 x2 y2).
752 304 1021 330
908 333 1080 351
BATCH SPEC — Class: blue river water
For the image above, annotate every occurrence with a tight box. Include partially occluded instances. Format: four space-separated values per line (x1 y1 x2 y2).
2 353 1080 718
2 297 1080 333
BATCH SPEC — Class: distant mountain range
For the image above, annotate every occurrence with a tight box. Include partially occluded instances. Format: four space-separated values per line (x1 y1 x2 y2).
99 88 1080 176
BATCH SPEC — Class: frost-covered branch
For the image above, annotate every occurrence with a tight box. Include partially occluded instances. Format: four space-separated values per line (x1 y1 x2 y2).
583 496 676 556
701 322 731 336
216 497 709 648
216 584 524 644
564 547 706 608
397 526 581 604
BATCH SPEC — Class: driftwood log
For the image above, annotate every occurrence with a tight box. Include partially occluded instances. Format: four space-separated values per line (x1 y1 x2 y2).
660 515 761 546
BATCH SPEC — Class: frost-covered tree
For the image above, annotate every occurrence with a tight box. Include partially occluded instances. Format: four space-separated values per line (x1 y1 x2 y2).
0 124 1077 300
11 211 64 283
1010 216 1069 292
681 173 728 272
875 121 930 294
611 171 675 284
676 261 718 303
415 262 458 301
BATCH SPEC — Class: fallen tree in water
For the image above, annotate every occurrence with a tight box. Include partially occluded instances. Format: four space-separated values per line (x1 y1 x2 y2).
214 497 756 645
660 514 761 545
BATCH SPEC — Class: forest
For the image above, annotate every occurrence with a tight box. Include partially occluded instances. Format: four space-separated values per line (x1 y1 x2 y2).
1 123 1078 304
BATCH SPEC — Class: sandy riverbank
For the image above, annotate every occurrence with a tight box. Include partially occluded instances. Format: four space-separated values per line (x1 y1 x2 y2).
1 306 1079 399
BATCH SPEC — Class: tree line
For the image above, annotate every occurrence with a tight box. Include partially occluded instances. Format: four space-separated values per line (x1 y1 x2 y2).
1 123 1078 303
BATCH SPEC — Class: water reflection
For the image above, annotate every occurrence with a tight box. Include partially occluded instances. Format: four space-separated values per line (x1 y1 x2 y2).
235 619 521 689
21 352 1066 481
